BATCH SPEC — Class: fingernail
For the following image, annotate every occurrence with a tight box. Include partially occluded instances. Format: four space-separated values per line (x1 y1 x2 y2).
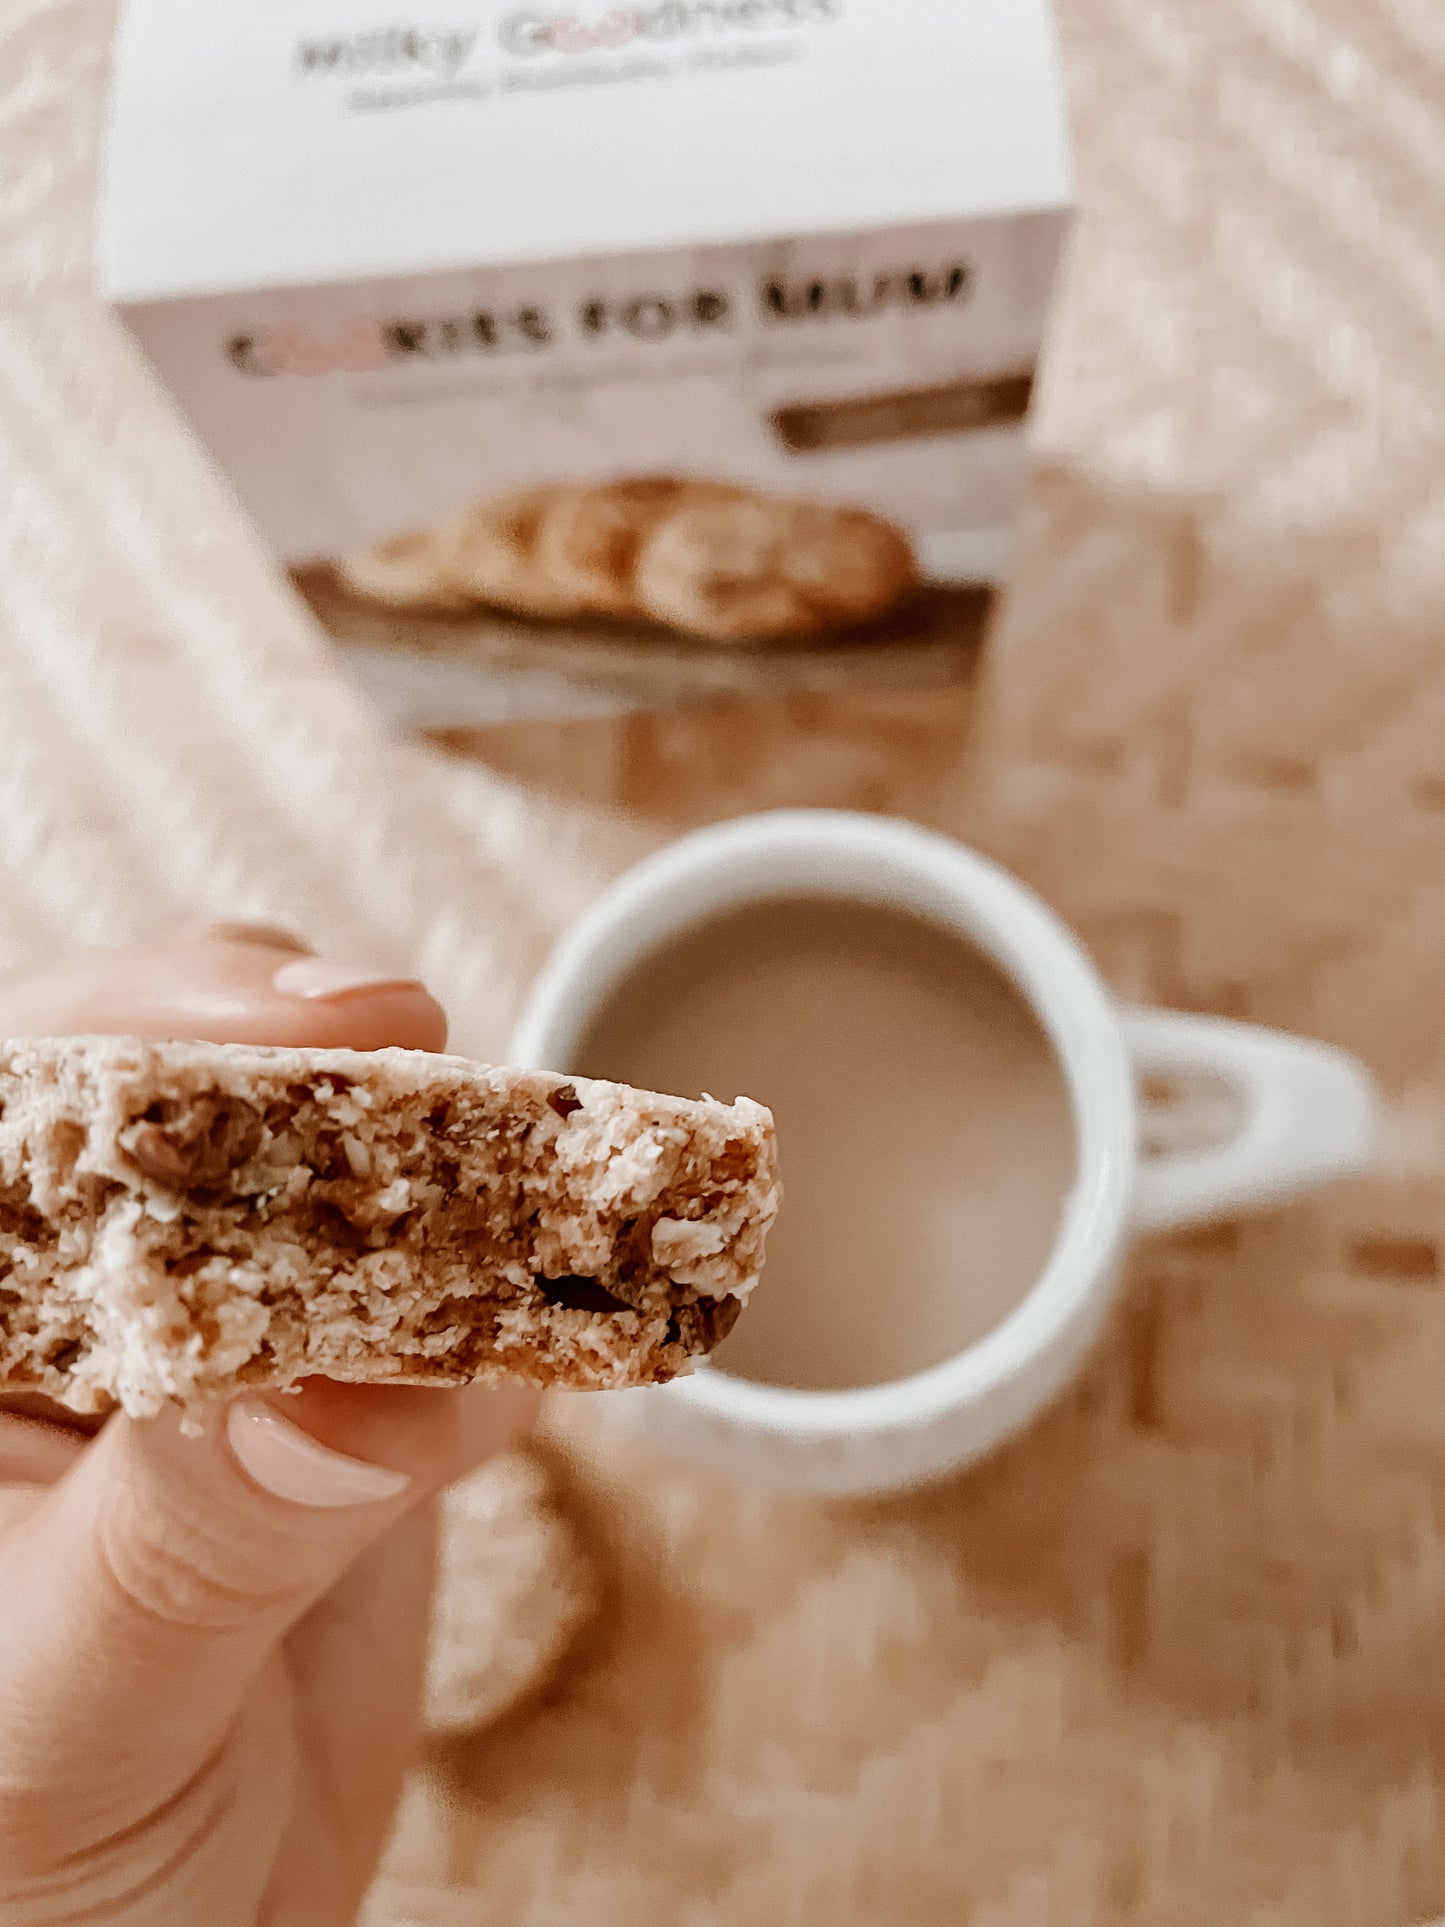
227 1396 411 1508
273 958 424 1003
208 921 313 955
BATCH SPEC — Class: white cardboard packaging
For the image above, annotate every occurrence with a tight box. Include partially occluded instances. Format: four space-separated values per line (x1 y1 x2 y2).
99 1 1074 725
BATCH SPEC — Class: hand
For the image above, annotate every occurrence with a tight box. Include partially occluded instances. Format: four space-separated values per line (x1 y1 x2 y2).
0 927 536 1927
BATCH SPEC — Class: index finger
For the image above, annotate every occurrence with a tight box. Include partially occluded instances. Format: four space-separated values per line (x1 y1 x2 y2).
0 929 448 1053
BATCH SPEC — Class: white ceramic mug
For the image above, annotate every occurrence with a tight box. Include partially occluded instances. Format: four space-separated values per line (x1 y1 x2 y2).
511 811 1377 1496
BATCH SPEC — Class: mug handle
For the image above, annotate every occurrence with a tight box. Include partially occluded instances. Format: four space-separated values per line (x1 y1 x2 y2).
1121 1007 1378 1233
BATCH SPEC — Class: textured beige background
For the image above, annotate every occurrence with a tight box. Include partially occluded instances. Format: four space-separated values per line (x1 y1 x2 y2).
6 1 1445 1922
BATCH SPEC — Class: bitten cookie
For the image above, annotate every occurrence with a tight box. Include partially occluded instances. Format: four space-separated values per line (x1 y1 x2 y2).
0 1036 777 1417
425 1449 596 1737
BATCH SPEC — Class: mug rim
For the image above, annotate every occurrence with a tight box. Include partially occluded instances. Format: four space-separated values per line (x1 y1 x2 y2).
510 809 1136 1441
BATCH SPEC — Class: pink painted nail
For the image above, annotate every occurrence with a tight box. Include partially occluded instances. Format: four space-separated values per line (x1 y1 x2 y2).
273 958 424 1003
226 1397 411 1508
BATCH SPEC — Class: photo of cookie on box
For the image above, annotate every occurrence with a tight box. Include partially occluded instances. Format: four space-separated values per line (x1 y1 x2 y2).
100 0 1071 729
330 475 919 648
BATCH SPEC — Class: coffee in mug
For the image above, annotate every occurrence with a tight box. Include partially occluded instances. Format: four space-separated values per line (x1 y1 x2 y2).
575 896 1076 1392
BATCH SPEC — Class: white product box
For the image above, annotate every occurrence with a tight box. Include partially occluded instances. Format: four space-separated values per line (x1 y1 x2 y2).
100 0 1074 725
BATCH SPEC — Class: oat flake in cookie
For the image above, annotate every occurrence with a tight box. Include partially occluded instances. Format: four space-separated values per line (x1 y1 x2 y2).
0 1037 778 1417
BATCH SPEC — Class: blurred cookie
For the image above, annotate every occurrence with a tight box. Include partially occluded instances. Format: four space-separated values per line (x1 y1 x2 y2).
336 478 917 645
424 1448 596 1736
337 494 570 618
443 488 582 619
534 476 692 615
634 494 917 643
334 524 466 611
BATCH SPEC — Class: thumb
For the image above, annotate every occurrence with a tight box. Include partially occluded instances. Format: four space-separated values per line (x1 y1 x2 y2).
0 1380 530 1860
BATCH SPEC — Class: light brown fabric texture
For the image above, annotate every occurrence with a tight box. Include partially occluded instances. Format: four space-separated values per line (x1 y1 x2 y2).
5 2 1445 1922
